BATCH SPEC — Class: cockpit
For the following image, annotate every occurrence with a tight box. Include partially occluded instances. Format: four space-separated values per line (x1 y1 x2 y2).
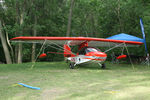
79 47 100 55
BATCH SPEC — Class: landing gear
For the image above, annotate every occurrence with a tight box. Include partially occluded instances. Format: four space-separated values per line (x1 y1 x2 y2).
98 63 106 69
101 63 106 69
69 62 75 69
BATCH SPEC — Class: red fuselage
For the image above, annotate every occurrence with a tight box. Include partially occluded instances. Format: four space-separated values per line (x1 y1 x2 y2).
85 51 107 62
76 47 107 63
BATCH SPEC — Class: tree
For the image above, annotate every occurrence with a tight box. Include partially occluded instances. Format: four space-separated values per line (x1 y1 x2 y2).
0 21 12 64
0 0 149 63
66 0 75 36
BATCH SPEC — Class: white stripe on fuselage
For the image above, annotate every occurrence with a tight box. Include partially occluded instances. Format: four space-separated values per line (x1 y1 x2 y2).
67 55 106 65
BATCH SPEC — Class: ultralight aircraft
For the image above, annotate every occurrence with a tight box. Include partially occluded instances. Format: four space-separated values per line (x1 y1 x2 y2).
11 36 143 69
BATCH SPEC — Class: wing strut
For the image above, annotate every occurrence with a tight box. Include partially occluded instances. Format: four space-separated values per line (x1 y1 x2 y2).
45 41 76 56
105 42 135 69
31 40 47 69
104 43 124 53
123 43 135 70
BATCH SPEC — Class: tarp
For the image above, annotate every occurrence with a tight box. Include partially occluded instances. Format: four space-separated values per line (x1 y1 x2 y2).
106 33 144 43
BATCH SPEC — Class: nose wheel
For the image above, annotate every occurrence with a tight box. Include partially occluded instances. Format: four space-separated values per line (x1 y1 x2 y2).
98 63 106 69
101 63 106 69
69 62 75 69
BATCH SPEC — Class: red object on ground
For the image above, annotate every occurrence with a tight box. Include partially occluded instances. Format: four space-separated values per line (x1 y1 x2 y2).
39 53 47 58
116 55 127 59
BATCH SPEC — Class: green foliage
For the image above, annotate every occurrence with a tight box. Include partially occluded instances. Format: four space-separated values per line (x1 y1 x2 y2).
0 0 149 63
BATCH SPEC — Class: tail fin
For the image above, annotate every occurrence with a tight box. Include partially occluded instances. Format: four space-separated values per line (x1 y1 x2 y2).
64 44 73 57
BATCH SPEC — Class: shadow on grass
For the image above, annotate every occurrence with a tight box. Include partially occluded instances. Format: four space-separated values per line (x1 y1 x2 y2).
76 63 110 70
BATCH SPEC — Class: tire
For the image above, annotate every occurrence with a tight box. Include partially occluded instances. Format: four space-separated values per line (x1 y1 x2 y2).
66 59 69 63
101 63 106 69
70 63 75 69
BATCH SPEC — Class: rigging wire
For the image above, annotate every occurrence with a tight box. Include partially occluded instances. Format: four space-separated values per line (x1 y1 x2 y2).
30 40 47 69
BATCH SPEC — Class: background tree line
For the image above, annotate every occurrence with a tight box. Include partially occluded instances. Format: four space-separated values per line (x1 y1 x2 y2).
0 0 149 64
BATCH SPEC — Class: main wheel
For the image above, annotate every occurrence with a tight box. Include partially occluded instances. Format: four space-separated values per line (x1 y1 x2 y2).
69 63 75 69
101 63 106 69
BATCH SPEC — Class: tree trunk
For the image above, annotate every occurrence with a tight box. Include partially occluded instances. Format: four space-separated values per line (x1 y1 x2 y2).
17 13 24 64
66 0 75 37
17 43 22 63
0 21 12 64
31 15 37 62
90 13 96 37
2 22 15 63
116 0 122 32
15 45 18 63
31 43 36 62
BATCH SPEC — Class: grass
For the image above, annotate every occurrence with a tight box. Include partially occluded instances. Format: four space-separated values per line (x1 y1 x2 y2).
0 61 150 100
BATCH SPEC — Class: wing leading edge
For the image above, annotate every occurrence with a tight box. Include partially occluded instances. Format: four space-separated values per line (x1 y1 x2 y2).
10 36 143 47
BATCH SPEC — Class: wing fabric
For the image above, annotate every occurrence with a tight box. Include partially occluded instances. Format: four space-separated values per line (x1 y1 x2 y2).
10 36 143 47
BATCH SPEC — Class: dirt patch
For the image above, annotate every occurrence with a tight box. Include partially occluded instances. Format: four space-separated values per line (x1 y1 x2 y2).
10 92 27 100
41 88 66 100
0 76 8 79
15 92 26 97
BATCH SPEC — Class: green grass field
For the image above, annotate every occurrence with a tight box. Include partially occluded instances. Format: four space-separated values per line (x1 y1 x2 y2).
0 62 150 100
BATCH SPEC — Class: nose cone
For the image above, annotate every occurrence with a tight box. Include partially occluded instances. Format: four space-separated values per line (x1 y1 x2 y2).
85 52 107 57
94 52 107 57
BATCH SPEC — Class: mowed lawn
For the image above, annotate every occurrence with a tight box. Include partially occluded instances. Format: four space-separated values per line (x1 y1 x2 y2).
0 62 150 100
